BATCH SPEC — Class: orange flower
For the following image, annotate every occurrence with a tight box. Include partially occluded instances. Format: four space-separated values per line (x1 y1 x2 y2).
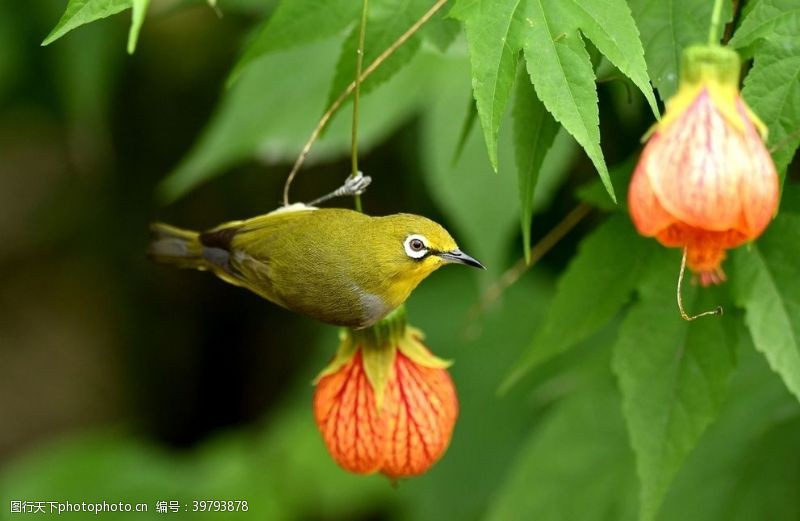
313 306 458 478
629 45 779 285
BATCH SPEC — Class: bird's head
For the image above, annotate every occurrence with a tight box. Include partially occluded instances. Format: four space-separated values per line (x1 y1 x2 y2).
372 214 484 302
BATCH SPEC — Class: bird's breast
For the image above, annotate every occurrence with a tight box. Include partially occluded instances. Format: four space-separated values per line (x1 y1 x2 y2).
352 287 392 329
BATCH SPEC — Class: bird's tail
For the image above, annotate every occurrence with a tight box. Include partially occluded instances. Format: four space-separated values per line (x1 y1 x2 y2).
148 223 206 270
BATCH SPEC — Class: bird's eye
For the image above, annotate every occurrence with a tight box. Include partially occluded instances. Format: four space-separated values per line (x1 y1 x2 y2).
404 234 429 259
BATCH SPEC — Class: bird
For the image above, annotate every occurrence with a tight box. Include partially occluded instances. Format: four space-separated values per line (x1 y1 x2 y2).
148 204 484 329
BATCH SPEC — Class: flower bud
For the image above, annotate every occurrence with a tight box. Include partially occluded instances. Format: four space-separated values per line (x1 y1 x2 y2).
628 45 779 285
313 307 458 478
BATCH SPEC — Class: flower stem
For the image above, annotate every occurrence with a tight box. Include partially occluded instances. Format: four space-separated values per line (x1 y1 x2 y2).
708 0 726 45
350 0 369 213
352 306 407 348
676 247 723 321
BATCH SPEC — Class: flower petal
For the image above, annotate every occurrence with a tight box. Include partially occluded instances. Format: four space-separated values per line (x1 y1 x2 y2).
646 90 747 231
629 151 678 237
313 351 385 474
381 351 458 478
736 99 779 237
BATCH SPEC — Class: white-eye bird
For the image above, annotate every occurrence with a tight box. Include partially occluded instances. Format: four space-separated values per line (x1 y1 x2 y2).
148 204 484 329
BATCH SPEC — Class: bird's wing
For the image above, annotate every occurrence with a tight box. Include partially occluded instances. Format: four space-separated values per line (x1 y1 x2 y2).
227 250 287 306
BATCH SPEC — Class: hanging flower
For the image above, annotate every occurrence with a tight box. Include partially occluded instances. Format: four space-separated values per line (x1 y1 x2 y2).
313 306 458 478
628 45 779 286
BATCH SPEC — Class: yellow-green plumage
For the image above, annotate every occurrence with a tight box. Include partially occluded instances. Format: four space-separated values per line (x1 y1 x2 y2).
149 205 482 329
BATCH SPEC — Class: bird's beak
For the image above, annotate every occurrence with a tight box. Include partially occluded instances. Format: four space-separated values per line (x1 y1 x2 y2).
437 249 486 269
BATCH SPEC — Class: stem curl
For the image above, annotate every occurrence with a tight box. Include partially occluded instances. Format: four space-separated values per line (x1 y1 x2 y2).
676 247 723 321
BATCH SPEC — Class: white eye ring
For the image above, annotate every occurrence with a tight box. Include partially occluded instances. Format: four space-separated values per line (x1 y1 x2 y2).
404 234 429 259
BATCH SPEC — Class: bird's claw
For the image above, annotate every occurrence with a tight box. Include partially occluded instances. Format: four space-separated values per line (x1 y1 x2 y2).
341 171 372 196
306 171 372 206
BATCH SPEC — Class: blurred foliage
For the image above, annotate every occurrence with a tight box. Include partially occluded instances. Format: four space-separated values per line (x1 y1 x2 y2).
2 0 800 521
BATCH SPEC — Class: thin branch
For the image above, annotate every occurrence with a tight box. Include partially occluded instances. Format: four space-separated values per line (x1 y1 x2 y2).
350 0 370 212
468 203 593 320
282 0 450 206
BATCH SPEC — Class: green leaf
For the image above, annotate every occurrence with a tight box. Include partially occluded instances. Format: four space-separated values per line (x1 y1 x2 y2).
659 342 800 521
501 215 652 392
160 39 437 200
613 251 736 521
563 0 660 118
728 0 800 49
229 0 360 85
326 0 430 111
512 71 559 260
731 1 800 181
660 344 800 521
42 0 132 46
522 0 615 203
716 416 800 520
630 0 730 102
453 0 528 172
780 182 800 213
451 96 478 166
488 380 638 521
741 47 800 182
527 130 577 213
127 0 150 54
160 39 340 200
732 213 800 403
421 8 461 52
212 0 273 15
576 155 636 212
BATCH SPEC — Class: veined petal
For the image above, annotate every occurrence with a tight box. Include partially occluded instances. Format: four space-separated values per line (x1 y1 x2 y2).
381 351 458 478
313 351 385 474
735 99 779 236
628 151 677 237
645 89 746 232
